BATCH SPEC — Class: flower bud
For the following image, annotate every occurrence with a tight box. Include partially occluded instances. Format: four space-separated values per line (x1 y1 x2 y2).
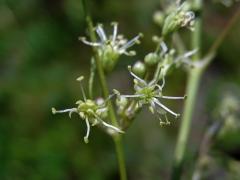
153 11 165 27
132 61 146 78
144 52 159 66
162 3 195 37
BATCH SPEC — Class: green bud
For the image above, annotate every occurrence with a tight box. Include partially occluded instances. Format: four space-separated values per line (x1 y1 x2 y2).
144 52 159 66
153 11 165 27
162 12 182 37
132 61 146 78
162 3 195 37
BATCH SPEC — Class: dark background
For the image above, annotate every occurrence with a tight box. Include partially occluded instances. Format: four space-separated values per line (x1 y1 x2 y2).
0 0 240 179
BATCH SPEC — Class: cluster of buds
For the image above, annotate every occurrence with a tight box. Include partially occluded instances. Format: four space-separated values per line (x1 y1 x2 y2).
52 76 123 143
132 37 197 77
79 23 142 72
114 39 197 126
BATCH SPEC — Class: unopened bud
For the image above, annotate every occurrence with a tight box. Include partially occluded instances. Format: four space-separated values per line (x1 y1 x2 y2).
144 52 159 66
153 11 165 27
132 61 146 78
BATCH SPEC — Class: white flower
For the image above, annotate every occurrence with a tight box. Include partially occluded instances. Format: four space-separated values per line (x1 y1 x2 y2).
116 66 186 126
52 76 123 143
79 23 143 71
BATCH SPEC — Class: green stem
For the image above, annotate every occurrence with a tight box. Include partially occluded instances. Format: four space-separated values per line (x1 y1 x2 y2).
171 0 203 179
172 2 240 180
81 1 127 179
172 67 203 180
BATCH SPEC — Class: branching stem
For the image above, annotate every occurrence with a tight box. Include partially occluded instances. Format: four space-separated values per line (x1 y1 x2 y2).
172 2 240 180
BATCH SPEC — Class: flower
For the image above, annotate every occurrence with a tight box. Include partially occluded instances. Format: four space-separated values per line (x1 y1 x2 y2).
79 23 143 71
115 65 186 126
52 76 123 143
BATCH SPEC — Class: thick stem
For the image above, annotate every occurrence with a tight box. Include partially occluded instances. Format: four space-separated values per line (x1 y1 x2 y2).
81 1 127 179
172 4 240 178
172 67 203 180
171 0 203 179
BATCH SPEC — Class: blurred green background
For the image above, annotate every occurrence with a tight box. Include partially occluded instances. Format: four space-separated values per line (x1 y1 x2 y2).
0 0 240 179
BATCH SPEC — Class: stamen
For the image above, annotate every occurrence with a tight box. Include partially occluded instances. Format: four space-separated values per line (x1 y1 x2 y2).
77 76 87 101
91 119 99 126
150 101 156 114
96 107 107 114
161 95 185 100
123 50 136 56
111 22 118 43
121 94 142 98
119 33 142 51
160 41 168 54
183 49 198 58
160 77 165 89
79 37 101 46
104 93 116 104
128 66 147 85
158 115 165 126
96 24 107 42
174 49 197 65
84 118 90 143
165 114 170 125
97 117 124 133
153 98 180 118
52 107 77 114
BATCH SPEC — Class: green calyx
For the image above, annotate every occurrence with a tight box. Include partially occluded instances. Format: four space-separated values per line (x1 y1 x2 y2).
99 45 120 72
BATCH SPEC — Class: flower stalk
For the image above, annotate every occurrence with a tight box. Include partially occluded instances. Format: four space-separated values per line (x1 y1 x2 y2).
81 0 127 179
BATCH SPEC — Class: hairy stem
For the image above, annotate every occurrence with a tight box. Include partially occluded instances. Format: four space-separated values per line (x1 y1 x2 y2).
81 1 127 179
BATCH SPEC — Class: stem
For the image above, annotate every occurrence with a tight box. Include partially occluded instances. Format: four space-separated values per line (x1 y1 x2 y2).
81 1 127 179
172 67 202 180
172 2 240 180
171 0 203 179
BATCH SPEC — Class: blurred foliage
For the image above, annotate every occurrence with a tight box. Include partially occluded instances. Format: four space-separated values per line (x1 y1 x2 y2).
0 0 240 179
